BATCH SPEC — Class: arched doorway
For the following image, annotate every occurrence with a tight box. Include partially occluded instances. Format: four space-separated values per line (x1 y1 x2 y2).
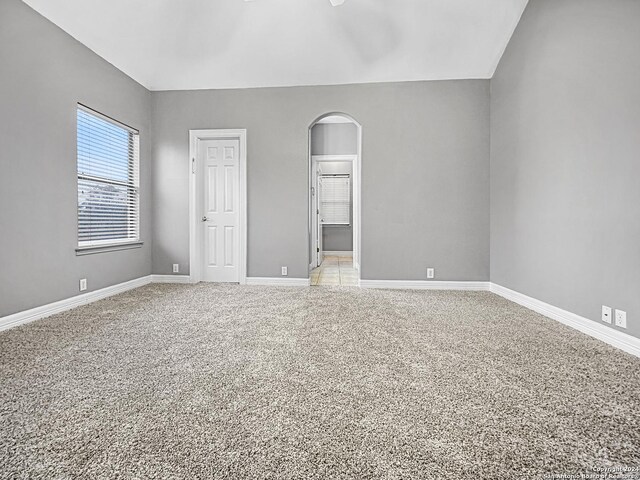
308 113 362 286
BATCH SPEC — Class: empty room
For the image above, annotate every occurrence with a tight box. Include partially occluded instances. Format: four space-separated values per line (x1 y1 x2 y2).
1 0 639 478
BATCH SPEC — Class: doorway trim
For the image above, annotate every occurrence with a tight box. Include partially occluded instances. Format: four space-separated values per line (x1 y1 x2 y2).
308 113 362 275
311 154 358 269
188 129 247 284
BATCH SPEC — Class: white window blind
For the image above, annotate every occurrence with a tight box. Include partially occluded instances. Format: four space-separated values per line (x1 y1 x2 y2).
77 105 140 248
321 175 350 225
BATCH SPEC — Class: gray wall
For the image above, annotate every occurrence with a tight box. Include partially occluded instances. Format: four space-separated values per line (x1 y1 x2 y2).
0 0 152 317
318 161 353 252
152 80 490 281
491 0 640 338
311 123 358 156
311 124 357 252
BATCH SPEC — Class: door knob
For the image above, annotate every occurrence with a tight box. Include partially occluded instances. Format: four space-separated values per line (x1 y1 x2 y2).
202 216 208 222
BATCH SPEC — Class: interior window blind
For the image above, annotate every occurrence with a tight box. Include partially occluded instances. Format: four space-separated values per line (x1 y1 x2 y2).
77 105 140 248
321 175 350 225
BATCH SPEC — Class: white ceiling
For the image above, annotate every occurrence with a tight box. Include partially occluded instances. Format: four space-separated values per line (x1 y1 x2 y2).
22 0 528 91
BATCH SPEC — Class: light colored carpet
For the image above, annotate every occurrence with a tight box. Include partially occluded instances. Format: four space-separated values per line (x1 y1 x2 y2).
1 284 639 479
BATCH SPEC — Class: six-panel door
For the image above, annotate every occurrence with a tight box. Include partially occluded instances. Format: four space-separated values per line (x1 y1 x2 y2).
201 139 240 282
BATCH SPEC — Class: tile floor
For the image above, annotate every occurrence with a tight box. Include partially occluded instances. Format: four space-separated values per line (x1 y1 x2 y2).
310 255 359 286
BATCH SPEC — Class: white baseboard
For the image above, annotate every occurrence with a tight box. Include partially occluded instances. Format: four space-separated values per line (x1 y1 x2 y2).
490 283 640 358
246 277 311 287
150 275 192 284
3 273 637 359
360 280 490 291
323 251 353 257
0 276 153 332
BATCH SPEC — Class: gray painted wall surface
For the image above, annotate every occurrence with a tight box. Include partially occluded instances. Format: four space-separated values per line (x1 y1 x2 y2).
318 161 353 252
0 0 152 317
491 0 640 338
311 124 356 252
311 123 358 156
152 80 490 280
322 228 353 253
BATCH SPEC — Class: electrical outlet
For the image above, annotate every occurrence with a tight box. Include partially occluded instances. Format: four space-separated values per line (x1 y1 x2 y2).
281 266 288 276
602 305 612 324
173 264 180 273
79 278 87 292
615 310 627 329
427 268 435 279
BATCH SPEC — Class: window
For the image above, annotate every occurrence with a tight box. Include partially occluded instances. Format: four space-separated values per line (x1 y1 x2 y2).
321 174 351 225
76 105 140 250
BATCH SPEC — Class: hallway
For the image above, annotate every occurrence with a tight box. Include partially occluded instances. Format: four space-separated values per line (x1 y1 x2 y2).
310 255 358 286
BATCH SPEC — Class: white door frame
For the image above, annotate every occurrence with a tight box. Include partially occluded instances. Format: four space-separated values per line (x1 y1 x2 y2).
310 162 325 268
189 129 247 284
311 154 358 269
308 113 362 274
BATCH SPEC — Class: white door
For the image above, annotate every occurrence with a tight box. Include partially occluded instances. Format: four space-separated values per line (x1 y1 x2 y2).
200 139 240 282
316 170 324 267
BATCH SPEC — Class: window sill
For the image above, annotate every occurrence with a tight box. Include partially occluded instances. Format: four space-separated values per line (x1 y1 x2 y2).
76 241 144 256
